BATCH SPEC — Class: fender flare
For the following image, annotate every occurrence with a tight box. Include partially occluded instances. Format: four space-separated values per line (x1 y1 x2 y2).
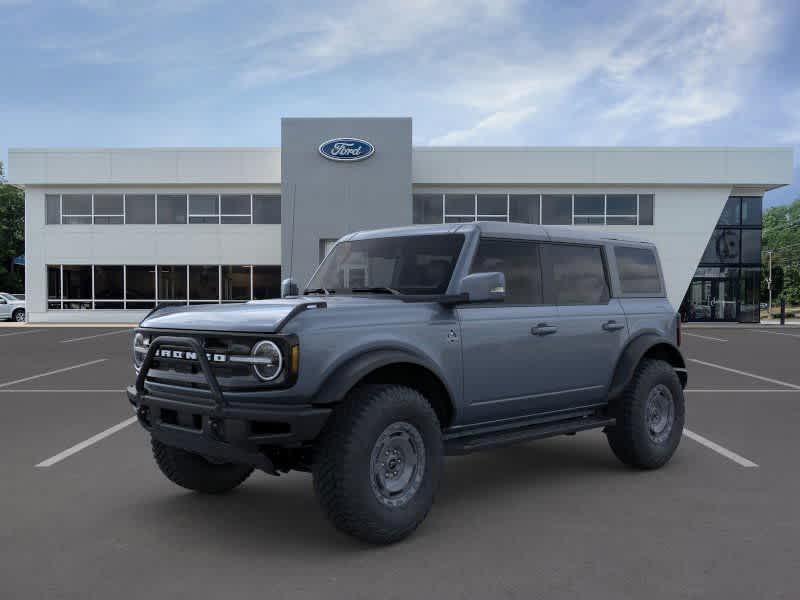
311 348 456 409
608 333 687 399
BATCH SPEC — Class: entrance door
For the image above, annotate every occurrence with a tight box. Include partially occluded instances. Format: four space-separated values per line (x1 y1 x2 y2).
687 278 738 321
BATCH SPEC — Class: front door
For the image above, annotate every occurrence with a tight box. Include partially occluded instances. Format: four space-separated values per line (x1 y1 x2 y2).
687 278 738 321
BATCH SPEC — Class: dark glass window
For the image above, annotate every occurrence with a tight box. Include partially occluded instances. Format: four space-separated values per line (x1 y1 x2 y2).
189 265 219 300
541 195 571 225
717 197 741 226
445 194 474 216
638 194 654 225
47 266 61 299
126 266 155 299
253 266 281 299
62 194 92 224
477 194 507 216
615 247 662 295
741 197 762 226
46 194 60 224
158 266 187 301
93 194 124 224
413 194 443 224
509 194 540 224
740 229 761 263
157 194 187 224
607 195 637 215
222 266 251 301
739 267 760 323
93 266 123 299
470 239 542 305
573 194 604 224
253 194 281 224
702 229 740 263
221 194 250 224
63 265 92 299
125 194 155 224
541 244 610 305
308 234 465 296
189 194 219 223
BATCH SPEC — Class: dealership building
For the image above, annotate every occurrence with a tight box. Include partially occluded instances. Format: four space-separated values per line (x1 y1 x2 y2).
8 117 794 323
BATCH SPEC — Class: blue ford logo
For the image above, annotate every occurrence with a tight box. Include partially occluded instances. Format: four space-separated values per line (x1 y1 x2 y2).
318 138 375 162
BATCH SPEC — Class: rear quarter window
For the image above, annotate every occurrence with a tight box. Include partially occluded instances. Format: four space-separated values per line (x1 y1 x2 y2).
615 246 663 295
541 243 610 305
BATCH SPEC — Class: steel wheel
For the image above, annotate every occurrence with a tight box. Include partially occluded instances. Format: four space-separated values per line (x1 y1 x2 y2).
369 421 426 508
646 383 675 444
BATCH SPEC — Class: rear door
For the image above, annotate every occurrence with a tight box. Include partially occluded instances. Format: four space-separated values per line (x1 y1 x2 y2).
539 242 628 409
0 296 10 319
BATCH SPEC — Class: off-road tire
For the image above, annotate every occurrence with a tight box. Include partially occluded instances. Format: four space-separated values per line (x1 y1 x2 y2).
606 359 684 469
151 438 253 493
313 384 443 544
12 309 25 322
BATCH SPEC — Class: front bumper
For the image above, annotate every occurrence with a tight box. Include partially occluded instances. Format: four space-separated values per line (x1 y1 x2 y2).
128 334 331 472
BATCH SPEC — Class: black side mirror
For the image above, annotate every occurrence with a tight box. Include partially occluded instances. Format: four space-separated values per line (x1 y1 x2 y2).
281 278 299 298
455 272 506 303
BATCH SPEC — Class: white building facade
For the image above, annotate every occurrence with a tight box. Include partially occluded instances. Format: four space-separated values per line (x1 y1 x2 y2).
8 118 793 323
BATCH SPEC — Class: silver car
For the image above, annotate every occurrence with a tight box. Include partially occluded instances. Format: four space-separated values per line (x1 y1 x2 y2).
0 293 25 322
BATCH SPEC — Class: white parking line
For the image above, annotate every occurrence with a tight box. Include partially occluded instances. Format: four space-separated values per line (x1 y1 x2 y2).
0 329 44 338
0 359 107 389
683 428 758 468
35 416 138 468
682 332 728 342
60 329 133 343
747 329 800 339
0 389 126 393
685 388 800 393
688 358 800 390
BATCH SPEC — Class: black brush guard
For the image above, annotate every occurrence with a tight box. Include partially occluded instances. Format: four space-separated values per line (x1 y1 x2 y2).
127 335 331 473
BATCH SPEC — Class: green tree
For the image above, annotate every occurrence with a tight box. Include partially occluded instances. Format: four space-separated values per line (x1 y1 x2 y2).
762 197 800 306
0 161 25 293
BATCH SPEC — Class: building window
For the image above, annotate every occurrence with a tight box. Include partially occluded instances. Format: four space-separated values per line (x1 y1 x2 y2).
189 265 219 301
62 265 92 309
93 265 124 309
741 196 762 226
158 266 187 303
222 266 251 301
638 194 654 225
93 194 124 224
476 194 507 221
157 194 187 224
221 194 251 224
253 266 281 299
413 194 443 224
47 265 62 309
125 265 156 309
319 239 338 263
46 194 61 225
62 194 92 224
573 195 605 225
125 194 156 224
189 194 219 223
509 194 540 224
253 194 281 224
541 195 572 225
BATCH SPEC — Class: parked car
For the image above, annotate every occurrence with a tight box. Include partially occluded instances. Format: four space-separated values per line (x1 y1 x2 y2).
760 302 768 310
127 222 686 544
0 293 26 322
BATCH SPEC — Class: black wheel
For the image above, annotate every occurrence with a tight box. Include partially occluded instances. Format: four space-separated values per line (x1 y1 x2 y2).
313 384 443 544
151 438 253 494
606 359 685 469
12 309 25 322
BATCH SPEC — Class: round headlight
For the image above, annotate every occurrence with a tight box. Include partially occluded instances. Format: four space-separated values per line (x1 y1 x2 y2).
251 340 282 381
133 332 150 370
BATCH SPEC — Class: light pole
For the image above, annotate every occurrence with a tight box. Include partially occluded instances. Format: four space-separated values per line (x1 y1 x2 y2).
767 250 773 317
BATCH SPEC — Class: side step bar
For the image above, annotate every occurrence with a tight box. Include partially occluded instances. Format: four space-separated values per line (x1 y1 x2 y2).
444 414 615 456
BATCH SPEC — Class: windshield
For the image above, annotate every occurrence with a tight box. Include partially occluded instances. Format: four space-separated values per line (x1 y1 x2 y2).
306 234 465 296
0 293 16 301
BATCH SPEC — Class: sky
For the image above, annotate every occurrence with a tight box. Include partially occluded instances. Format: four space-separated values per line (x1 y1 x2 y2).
1 0 798 207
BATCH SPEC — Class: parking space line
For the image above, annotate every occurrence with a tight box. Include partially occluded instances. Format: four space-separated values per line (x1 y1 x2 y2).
747 329 800 339
59 329 133 343
0 329 45 338
35 416 138 468
0 389 126 393
0 359 107 389
683 428 758 468
683 332 728 342
685 388 800 393
688 358 800 390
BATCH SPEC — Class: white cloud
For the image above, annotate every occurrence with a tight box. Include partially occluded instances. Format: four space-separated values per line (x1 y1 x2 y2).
429 107 536 145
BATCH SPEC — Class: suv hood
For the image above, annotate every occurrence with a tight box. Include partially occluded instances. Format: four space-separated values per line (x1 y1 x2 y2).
139 296 403 333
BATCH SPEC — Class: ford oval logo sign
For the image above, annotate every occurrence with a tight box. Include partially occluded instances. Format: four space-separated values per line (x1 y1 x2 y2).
318 138 375 162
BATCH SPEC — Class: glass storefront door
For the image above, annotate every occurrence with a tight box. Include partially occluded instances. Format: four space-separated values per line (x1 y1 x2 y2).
686 277 738 321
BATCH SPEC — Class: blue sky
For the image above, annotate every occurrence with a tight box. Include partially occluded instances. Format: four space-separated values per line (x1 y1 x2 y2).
1 0 798 206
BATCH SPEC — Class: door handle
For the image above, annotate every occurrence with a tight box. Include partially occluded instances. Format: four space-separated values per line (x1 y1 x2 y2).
602 320 625 332
531 323 558 336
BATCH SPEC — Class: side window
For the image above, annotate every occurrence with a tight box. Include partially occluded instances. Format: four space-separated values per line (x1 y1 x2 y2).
541 243 609 305
469 238 542 305
615 246 662 295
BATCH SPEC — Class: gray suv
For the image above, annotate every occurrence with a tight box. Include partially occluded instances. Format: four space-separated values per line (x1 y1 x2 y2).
128 222 686 544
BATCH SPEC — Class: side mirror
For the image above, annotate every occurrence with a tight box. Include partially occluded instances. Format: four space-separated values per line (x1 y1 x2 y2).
455 272 506 303
281 278 299 298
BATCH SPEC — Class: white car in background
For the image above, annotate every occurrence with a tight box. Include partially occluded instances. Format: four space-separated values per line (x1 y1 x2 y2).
0 293 26 322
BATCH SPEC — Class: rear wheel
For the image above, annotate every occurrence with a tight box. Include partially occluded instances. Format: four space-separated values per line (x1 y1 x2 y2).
151 438 253 493
12 309 25 322
606 359 684 469
313 384 443 544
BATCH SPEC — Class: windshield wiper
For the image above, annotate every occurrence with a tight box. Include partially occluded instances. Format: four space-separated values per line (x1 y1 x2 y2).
351 286 401 296
304 287 335 295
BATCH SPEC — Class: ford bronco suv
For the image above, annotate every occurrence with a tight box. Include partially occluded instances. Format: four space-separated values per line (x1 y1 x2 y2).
128 222 686 544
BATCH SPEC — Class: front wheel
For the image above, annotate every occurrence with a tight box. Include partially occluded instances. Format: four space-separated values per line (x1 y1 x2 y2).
606 359 685 469
313 384 443 544
12 309 25 322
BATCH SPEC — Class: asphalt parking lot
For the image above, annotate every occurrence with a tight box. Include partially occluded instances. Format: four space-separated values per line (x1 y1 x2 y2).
2 325 800 599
